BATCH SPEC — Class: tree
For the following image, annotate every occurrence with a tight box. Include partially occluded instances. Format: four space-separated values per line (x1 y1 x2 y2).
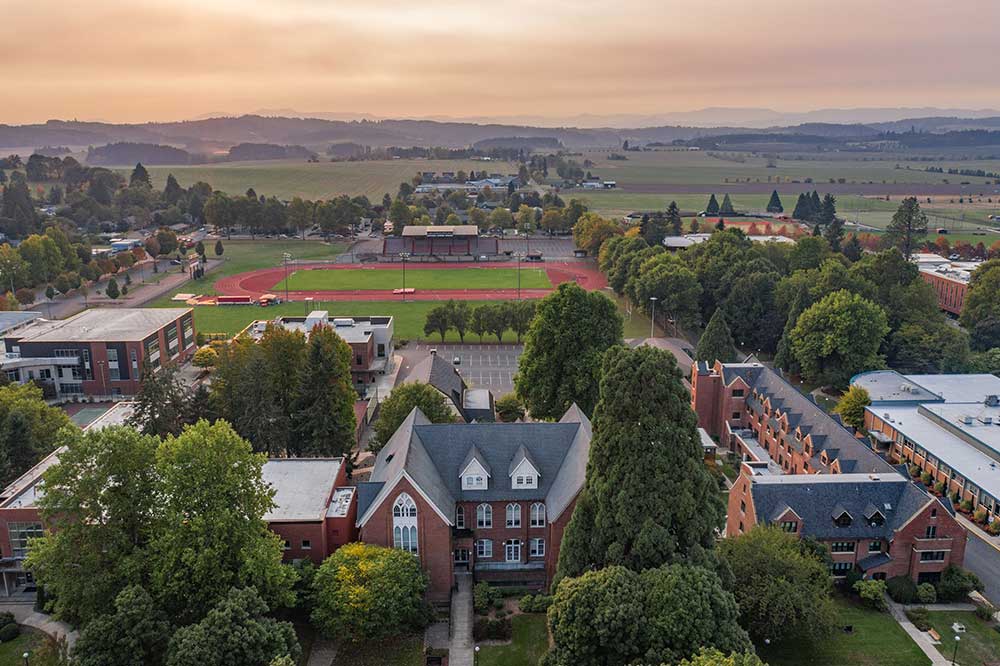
666 201 683 236
823 216 844 252
572 212 621 256
370 382 456 451
128 363 188 438
311 543 428 641
106 276 120 299
557 346 723 579
788 236 831 272
509 300 536 343
27 427 159 626
0 383 73 486
291 324 357 458
834 385 871 431
719 193 736 215
766 190 784 213
773 280 811 375
633 254 702 333
515 283 622 419
14 287 33 305
129 163 152 189
447 300 472 342
791 290 889 388
884 197 928 260
74 586 170 666
193 346 218 369
695 309 737 364
423 305 452 342
679 649 767 666
149 421 296 624
544 564 751 666
495 393 526 422
483 301 512 343
214 239 224 256
163 173 183 204
842 233 863 262
705 194 720 216
44 284 55 301
961 260 1000 339
471 304 489 342
718 527 836 644
166 587 300 666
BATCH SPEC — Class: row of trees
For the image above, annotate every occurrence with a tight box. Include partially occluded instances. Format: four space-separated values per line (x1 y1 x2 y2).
423 299 536 343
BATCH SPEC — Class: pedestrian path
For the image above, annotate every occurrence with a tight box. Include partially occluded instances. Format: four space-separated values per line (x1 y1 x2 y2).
448 572 474 666
305 638 337 666
887 599 951 666
0 603 77 649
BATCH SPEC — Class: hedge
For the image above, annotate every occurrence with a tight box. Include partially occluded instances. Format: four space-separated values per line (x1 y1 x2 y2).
473 617 512 641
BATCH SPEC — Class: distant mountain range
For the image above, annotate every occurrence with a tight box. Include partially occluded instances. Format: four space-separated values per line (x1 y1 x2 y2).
4 109 1000 159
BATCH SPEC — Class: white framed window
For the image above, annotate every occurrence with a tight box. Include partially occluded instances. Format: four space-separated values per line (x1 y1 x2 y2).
476 539 492 558
505 539 521 562
477 503 492 528
392 493 418 554
301 539 312 550
530 503 546 527
456 505 465 529
530 538 545 557
516 475 524 485
282 540 291 551
506 503 521 528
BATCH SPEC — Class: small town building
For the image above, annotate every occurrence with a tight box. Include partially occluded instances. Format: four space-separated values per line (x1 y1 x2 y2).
915 258 976 316
408 353 495 422
383 225 498 257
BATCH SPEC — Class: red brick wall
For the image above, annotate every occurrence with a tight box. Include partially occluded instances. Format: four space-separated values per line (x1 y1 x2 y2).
886 500 967 581
0 507 42 558
920 272 967 316
359 477 454 602
270 521 328 564
545 495 576 589
725 474 758 537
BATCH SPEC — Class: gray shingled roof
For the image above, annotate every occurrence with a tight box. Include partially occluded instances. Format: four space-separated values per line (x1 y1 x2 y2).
409 354 467 416
355 481 384 519
460 445 492 477
750 474 934 540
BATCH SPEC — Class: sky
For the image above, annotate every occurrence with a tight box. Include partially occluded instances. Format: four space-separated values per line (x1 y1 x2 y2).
5 0 1000 125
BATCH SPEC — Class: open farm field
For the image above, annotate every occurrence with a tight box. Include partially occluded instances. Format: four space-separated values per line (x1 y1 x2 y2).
125 157 512 200
279 267 551 291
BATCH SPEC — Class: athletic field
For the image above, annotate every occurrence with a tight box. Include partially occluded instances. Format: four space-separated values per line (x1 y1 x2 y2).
276 267 552 291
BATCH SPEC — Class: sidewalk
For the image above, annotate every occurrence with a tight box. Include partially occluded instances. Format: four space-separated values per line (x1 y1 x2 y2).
887 598 950 666
0 603 77 649
448 573 473 666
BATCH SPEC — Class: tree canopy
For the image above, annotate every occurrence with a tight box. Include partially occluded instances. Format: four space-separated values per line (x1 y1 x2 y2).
695 309 738 364
883 197 928 260
371 382 457 451
833 385 871 431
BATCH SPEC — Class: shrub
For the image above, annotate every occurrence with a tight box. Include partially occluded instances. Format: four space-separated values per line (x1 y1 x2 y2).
473 582 492 614
519 594 535 612
853 579 888 612
0 612 13 629
473 617 512 641
496 609 509 619
975 603 996 621
936 566 983 602
493 597 504 610
0 623 19 642
920 471 932 486
960 499 974 513
905 607 931 631
532 595 553 612
916 583 937 605
933 481 946 496
974 508 988 524
908 464 921 478
950 491 961 504
988 521 1000 537
887 576 917 604
518 594 553 613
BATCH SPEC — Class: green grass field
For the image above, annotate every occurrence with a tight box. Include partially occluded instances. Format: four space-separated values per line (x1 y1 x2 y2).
759 596 929 666
478 614 549 666
0 630 45 666
278 267 551 291
927 611 1000 666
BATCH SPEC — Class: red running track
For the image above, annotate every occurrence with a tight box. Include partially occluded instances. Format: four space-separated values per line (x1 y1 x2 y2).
213 261 608 302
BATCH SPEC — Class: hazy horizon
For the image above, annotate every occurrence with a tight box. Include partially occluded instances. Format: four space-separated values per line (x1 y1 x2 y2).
6 0 1000 126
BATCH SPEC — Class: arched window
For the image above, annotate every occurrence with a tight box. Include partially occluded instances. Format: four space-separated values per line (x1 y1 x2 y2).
506 503 521 528
456 505 465 529
392 494 418 554
530 502 546 527
477 503 492 528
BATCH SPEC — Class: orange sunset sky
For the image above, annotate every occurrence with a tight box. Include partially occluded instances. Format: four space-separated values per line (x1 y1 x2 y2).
4 0 1000 125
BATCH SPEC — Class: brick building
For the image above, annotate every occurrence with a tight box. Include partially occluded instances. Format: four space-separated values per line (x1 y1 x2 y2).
853 370 1000 525
692 360 895 476
356 405 591 602
919 264 971 316
727 469 967 583
1 308 196 399
408 353 495 422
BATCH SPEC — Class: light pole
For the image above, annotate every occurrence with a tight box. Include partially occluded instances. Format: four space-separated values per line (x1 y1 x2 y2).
399 252 410 302
649 296 658 339
282 252 292 302
515 252 523 300
951 635 960 665
304 296 313 316
474 645 480 666
22 651 28 666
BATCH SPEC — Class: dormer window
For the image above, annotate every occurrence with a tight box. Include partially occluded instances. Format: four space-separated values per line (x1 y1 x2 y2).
460 453 490 490
509 445 540 490
834 512 852 528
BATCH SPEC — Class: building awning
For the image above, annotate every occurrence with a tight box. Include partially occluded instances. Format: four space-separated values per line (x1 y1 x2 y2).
857 553 892 572
869 431 894 444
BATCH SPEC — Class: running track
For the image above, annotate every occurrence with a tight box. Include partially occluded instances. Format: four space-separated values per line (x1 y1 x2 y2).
213 261 607 302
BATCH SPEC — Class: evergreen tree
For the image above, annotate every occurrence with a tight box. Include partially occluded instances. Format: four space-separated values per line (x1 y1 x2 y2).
106 277 120 299
842 233 863 262
715 218 726 231
705 194 720 215
719 193 735 215
823 216 844 252
766 190 783 213
291 324 357 458
773 281 811 375
666 201 682 236
0 169 6 185
791 193 811 220
128 363 188 437
556 346 725 579
214 239 224 256
884 196 928 260
695 309 737 363
514 283 623 419
163 173 183 204
129 163 152 189
810 191 822 220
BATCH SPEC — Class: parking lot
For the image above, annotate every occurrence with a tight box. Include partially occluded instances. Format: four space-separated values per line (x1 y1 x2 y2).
408 343 523 396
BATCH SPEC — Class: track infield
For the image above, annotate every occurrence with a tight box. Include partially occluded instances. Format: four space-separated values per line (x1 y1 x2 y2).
277 267 552 291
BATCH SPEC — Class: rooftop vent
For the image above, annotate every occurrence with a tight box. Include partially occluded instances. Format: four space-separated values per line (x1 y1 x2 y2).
869 474 881 481
986 395 999 408
960 415 974 425
979 415 994 425
332 318 355 327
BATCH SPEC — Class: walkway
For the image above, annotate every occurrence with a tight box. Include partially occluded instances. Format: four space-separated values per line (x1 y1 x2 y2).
887 599 950 666
448 572 474 666
305 638 337 666
0 603 77 649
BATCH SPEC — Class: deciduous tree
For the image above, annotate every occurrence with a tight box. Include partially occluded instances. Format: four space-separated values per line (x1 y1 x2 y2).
370 382 456 451
74 586 170 666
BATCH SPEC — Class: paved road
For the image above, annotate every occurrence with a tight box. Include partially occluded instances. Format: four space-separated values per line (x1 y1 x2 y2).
964 530 1000 605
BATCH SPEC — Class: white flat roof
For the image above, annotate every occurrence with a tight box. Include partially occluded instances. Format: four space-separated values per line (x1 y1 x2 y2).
11 308 190 343
904 374 1000 404
262 458 344 522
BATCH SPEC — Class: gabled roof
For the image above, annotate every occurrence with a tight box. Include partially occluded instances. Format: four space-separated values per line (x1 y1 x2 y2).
460 445 492 477
409 354 468 417
508 443 540 477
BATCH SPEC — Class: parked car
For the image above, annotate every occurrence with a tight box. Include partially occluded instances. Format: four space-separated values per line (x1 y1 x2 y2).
453 357 461 366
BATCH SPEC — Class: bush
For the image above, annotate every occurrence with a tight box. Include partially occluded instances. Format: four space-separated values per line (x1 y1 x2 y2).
854 579 888 612
916 583 937 605
0 612 13 629
532 594 553 613
936 565 982 602
473 617 512 641
905 607 931 632
519 594 535 612
0 623 19 642
496 609 508 619
887 576 918 604
473 582 492 614
493 597 504 610
975 603 996 621
960 499 974 513
933 481 946 495
920 471 932 486
519 594 553 613
974 507 988 524
908 464 921 478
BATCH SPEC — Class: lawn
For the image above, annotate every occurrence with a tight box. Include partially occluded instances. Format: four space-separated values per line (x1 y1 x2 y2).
278 267 552 291
926 611 1000 666
759 597 930 666
149 239 346 305
477 614 549 666
179 299 531 341
333 635 424 666
0 630 45 665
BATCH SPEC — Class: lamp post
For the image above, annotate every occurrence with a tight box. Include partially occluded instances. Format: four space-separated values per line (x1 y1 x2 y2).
304 296 313 316
649 296 658 339
22 651 28 666
474 645 480 666
399 252 410 301
952 635 960 665
282 252 292 302
515 252 523 300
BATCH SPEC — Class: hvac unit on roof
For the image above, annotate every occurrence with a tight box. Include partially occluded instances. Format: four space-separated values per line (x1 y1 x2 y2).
986 395 999 408
979 415 994 425
960 415 974 425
